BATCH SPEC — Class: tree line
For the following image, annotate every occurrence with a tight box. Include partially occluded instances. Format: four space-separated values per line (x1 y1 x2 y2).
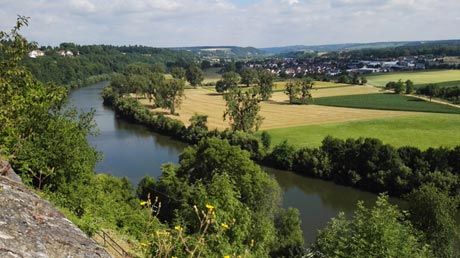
16 42 195 88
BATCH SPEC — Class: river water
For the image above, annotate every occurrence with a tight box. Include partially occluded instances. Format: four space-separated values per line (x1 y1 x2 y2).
69 82 405 245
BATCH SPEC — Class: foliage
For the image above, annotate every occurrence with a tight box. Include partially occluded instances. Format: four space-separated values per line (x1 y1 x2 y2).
186 63 204 87
170 66 186 80
417 83 460 103
147 138 303 257
240 68 257 87
22 43 193 88
254 69 275 101
284 77 315 104
0 16 100 195
312 93 460 114
157 78 185 115
262 133 460 201
405 79 414 94
215 71 240 93
406 185 459 258
314 194 433 258
223 88 263 132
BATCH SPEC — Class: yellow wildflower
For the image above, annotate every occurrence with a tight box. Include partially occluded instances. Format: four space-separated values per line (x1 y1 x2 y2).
140 242 148 247
139 201 148 206
250 239 255 247
205 204 214 210
221 223 229 229
172 257 177 258
224 256 230 258
174 225 183 231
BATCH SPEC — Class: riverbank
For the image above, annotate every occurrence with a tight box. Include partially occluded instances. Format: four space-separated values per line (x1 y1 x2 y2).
101 84 460 204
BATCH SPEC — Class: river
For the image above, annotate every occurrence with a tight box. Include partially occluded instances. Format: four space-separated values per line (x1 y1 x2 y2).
69 82 405 245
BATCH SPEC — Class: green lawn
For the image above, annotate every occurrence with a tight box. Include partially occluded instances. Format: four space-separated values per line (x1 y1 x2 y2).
264 114 460 150
311 93 460 114
366 70 460 88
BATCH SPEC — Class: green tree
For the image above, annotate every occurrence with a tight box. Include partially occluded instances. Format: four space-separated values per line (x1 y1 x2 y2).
146 72 165 103
406 184 459 258
158 78 185 115
284 80 300 103
255 69 274 101
337 74 350 84
0 16 99 200
200 60 211 70
299 77 314 104
270 208 305 258
314 194 433 258
425 83 439 101
154 138 293 256
136 175 157 201
170 66 186 80
215 71 240 93
240 68 257 87
405 79 414 94
394 79 406 94
223 88 263 132
186 63 204 87
360 76 367 85
110 73 128 97
260 131 271 150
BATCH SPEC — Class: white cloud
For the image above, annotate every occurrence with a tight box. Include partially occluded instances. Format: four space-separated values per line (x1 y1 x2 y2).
0 0 458 47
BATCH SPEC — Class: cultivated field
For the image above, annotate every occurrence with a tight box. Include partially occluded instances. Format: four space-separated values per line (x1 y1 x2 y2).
138 70 460 149
312 93 460 114
140 86 413 131
264 113 460 150
366 70 460 87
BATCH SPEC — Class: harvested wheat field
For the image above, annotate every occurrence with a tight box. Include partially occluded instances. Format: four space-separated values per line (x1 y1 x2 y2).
139 86 415 130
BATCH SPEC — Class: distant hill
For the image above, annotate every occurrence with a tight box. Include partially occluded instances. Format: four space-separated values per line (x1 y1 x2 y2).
260 40 460 54
171 46 266 58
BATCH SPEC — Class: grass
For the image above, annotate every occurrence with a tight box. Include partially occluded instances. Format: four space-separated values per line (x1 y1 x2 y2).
415 80 460 89
264 113 460 150
366 70 460 88
311 93 460 114
202 68 222 83
273 80 350 91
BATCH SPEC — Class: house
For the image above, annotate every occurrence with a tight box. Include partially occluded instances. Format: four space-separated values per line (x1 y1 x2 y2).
28 50 45 58
57 50 66 56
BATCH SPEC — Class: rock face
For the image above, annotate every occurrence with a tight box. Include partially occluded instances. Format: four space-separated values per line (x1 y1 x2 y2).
0 160 112 258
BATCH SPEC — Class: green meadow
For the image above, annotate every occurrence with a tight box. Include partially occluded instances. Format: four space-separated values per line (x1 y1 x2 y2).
311 93 460 114
366 70 460 87
264 114 460 150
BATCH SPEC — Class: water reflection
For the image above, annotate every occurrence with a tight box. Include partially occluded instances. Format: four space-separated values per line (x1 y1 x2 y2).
266 166 406 245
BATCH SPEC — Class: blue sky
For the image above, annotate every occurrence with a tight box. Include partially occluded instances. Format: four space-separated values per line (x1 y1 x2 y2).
0 0 459 48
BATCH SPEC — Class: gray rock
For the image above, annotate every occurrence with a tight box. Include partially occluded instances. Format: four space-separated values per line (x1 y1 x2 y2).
0 160 112 258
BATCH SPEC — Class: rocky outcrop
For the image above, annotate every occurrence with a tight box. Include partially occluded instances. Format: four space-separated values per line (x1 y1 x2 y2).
0 160 112 258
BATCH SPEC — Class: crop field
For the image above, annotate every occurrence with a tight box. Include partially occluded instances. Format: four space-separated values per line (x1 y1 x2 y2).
273 80 350 91
312 93 460 114
415 80 460 88
264 114 460 150
139 87 413 131
366 70 460 87
140 79 460 150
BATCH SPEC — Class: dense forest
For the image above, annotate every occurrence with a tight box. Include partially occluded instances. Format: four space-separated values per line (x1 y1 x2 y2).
333 41 460 59
18 43 194 88
2 17 460 257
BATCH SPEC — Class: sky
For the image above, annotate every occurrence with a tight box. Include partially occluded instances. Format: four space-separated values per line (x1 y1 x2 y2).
0 0 459 48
